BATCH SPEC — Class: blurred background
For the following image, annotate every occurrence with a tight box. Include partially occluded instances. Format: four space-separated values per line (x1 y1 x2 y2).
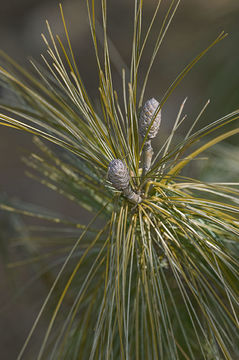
0 0 239 358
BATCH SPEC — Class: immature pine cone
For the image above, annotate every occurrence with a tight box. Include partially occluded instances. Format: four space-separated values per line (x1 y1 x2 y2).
139 98 161 139
108 159 130 190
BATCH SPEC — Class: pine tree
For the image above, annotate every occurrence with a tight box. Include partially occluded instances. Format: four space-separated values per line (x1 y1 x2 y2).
0 1 238 359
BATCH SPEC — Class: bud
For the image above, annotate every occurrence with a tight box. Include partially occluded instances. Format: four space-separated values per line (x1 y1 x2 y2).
108 159 130 190
107 159 142 203
139 98 161 139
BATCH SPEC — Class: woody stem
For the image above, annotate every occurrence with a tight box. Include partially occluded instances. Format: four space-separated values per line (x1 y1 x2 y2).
142 140 153 177
123 185 142 204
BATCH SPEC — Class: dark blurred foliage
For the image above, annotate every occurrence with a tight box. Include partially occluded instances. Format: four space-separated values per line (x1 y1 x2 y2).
0 0 239 358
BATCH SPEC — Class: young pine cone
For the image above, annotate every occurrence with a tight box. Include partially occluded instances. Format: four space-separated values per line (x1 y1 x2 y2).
107 159 130 190
108 159 142 203
139 98 161 139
